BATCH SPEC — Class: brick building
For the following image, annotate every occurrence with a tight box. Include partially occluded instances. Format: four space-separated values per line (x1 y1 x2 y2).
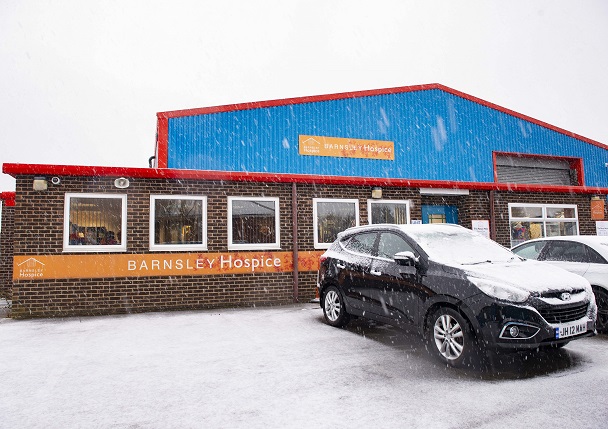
2 84 608 318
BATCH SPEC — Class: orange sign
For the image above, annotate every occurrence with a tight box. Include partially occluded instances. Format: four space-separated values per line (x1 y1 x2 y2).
13 251 323 280
591 198 605 220
299 135 394 160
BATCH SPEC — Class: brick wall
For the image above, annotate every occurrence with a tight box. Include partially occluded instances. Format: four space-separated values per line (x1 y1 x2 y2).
9 174 606 318
12 175 300 318
0 202 14 299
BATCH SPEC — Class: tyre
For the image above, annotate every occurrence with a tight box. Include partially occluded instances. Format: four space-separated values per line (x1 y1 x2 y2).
322 286 350 327
428 307 474 367
593 287 608 333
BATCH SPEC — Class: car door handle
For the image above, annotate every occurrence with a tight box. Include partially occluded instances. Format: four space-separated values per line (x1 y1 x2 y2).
370 270 382 276
336 263 345 269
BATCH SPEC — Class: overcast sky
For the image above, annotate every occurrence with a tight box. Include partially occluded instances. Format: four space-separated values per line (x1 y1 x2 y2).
1 0 607 191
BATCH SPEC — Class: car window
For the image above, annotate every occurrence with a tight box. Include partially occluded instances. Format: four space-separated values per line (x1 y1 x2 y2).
586 246 608 264
377 232 415 259
343 232 377 256
513 241 546 260
543 241 591 263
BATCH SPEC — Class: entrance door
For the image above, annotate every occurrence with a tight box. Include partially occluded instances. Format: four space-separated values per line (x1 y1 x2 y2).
421 205 458 224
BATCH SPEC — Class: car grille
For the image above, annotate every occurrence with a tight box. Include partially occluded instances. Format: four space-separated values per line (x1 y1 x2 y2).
540 288 586 299
539 302 589 324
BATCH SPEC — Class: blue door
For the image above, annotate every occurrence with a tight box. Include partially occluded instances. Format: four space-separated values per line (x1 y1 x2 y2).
421 205 458 224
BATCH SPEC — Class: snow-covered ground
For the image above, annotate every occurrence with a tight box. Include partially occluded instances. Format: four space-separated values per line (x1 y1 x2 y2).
1 303 607 428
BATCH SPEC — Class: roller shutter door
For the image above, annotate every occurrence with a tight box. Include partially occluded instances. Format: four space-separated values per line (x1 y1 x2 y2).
496 155 575 185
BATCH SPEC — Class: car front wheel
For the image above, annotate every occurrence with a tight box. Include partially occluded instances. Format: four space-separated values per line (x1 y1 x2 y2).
323 286 350 327
428 307 474 367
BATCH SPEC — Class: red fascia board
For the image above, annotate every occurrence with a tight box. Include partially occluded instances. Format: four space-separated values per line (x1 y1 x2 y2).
3 163 608 195
156 116 169 168
0 191 16 206
156 83 608 151
156 83 438 119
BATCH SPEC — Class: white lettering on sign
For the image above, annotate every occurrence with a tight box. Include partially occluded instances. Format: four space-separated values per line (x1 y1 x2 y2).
127 255 282 274
220 254 281 272
128 258 214 271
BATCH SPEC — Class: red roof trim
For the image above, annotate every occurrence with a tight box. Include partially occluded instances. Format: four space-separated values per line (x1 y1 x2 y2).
156 83 608 151
0 191 16 207
156 83 437 119
3 163 607 195
156 116 169 168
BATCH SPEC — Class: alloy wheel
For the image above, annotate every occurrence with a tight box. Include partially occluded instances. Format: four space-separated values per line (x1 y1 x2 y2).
433 313 465 361
324 289 341 322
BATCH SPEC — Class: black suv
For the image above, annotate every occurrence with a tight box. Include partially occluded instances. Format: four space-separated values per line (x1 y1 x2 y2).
317 224 596 367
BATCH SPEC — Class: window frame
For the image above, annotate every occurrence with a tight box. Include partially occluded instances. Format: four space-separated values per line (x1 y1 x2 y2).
367 199 411 225
149 195 208 252
227 196 281 251
508 203 579 247
63 193 127 253
313 198 360 249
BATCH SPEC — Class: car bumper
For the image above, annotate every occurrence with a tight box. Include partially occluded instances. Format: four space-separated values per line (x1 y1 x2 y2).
465 296 596 350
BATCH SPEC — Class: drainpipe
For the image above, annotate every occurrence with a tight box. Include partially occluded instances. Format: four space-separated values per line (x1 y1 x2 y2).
292 182 299 302
489 190 496 241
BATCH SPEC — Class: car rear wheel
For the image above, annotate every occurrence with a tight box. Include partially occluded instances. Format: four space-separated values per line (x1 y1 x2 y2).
323 286 350 327
593 287 608 333
428 307 474 367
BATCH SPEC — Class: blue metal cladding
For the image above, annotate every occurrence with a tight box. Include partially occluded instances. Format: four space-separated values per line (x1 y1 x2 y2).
166 88 608 187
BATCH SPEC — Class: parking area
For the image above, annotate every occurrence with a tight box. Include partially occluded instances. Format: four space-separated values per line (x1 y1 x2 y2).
1 303 607 428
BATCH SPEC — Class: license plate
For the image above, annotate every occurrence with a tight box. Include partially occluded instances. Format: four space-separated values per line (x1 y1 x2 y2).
555 320 588 339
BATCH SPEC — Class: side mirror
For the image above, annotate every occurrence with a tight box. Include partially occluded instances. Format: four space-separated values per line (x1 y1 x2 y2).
394 251 418 267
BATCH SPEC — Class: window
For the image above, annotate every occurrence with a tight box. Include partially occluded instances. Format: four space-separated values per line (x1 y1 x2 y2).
377 232 415 260
313 198 359 249
512 241 547 260
64 193 127 252
343 232 377 256
544 241 588 262
368 200 410 224
542 241 607 264
228 197 280 250
150 195 207 251
508 203 578 247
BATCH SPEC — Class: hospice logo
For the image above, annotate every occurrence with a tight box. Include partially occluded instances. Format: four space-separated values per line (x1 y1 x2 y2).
17 258 45 278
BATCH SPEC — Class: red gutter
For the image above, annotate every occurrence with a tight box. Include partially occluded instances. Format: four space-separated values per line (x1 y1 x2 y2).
0 191 16 207
3 163 608 195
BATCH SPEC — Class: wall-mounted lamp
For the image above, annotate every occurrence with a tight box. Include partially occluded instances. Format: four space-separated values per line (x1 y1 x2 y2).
114 177 130 189
32 177 48 191
371 187 383 199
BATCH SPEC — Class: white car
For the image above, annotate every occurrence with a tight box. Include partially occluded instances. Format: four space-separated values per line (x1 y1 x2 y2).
512 235 608 332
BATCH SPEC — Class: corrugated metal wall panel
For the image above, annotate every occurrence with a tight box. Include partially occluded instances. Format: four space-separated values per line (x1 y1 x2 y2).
166 89 608 187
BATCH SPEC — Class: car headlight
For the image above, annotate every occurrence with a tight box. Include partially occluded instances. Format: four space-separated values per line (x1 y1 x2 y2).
468 276 530 303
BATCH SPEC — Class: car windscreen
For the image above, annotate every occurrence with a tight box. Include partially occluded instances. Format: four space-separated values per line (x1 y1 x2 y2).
405 228 517 265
